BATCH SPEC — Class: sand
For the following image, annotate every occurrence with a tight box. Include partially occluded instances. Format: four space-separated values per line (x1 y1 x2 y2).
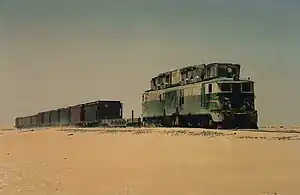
1 127 300 195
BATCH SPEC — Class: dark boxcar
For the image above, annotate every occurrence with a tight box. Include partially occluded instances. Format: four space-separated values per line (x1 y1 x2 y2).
22 116 29 128
84 101 98 124
19 117 24 128
70 104 84 126
84 100 123 125
25 116 32 128
98 101 122 120
20 117 24 128
15 117 21 128
43 111 51 126
60 107 70 126
31 115 37 128
36 112 44 127
50 109 60 126
18 117 25 128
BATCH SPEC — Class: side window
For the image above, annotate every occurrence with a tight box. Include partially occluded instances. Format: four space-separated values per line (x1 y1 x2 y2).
208 84 212 93
242 83 251 92
220 83 231 91
201 84 205 107
180 96 184 105
182 73 187 81
179 89 184 105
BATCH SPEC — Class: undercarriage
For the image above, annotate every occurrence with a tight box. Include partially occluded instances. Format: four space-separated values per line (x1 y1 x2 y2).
142 111 258 129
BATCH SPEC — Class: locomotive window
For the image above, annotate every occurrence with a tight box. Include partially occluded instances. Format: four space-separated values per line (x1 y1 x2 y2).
242 83 251 92
220 83 231 91
179 96 184 105
208 84 212 93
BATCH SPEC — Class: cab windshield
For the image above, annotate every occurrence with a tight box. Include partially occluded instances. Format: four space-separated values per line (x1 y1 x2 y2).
219 82 253 92
219 83 231 92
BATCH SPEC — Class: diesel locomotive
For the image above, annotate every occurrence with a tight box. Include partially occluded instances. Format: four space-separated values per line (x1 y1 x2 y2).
141 63 258 129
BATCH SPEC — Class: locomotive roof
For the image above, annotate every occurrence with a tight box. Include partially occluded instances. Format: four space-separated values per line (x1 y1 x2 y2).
155 63 240 78
144 77 254 93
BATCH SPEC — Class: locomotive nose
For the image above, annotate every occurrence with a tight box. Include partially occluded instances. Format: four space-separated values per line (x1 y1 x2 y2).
231 112 258 129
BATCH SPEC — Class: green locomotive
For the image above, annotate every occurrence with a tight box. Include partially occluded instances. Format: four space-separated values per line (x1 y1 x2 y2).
141 63 258 129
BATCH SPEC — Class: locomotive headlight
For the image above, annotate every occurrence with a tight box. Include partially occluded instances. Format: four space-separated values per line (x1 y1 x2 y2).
227 67 233 73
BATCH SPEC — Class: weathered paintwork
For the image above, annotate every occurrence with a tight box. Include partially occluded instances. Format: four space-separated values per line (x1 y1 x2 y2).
150 63 241 91
142 63 258 129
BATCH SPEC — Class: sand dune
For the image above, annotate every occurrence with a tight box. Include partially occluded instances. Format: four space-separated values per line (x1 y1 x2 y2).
1 128 300 195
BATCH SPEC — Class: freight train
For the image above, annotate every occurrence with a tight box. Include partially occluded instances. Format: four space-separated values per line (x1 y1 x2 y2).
15 62 258 129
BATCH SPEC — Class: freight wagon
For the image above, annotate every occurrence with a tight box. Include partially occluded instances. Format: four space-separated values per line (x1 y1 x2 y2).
83 100 123 127
42 111 51 126
23 116 31 128
31 115 37 128
36 112 44 127
15 117 21 128
84 101 98 126
69 104 84 126
50 109 60 126
98 100 123 120
15 115 31 129
60 107 70 126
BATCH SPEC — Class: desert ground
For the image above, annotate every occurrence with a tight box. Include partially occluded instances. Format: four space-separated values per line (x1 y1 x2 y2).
1 127 300 195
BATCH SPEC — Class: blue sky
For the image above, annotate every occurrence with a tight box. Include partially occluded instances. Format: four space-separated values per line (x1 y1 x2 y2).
0 0 300 126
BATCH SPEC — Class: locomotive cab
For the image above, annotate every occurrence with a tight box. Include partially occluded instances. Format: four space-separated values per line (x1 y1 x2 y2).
218 80 255 110
213 79 258 129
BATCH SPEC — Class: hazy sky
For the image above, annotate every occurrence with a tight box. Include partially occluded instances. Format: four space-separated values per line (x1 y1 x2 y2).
1 0 299 126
